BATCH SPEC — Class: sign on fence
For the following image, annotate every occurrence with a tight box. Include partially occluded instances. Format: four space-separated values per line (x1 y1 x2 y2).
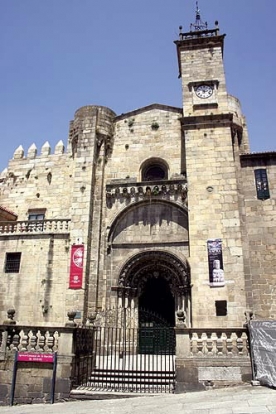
10 351 57 406
17 352 54 363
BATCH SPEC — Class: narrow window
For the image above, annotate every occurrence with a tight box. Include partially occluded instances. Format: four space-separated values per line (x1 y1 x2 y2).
215 300 227 316
28 208 46 221
254 169 270 200
5 252 21 273
28 209 46 231
28 213 45 221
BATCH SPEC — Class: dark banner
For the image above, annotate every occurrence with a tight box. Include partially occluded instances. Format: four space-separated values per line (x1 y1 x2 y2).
69 244 84 289
207 239 225 287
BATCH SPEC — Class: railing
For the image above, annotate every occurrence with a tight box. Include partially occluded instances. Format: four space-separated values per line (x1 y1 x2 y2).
73 326 96 388
72 325 176 393
188 328 249 358
0 219 71 235
178 28 220 41
0 326 60 354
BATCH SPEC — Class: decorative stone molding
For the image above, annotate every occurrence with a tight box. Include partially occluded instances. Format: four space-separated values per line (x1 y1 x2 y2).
112 250 191 299
106 179 188 208
176 310 186 325
181 113 234 130
65 311 77 328
3 309 16 325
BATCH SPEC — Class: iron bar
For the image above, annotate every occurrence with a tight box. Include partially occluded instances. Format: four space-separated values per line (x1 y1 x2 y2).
73 325 175 393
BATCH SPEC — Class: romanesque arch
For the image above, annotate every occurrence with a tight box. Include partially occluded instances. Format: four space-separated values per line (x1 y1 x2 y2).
107 199 189 246
112 250 191 327
116 250 190 298
107 199 190 326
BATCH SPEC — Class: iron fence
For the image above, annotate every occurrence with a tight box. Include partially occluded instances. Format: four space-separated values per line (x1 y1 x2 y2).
73 326 175 393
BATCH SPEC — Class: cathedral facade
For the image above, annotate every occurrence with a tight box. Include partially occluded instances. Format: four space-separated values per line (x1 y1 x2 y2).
0 12 275 332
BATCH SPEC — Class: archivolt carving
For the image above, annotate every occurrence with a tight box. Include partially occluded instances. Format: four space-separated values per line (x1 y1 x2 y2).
116 251 190 298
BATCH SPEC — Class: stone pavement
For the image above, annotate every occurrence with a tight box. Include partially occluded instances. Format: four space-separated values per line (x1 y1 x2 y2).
1 385 276 414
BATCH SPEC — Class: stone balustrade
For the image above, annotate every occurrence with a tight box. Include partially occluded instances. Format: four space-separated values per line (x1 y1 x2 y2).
189 328 249 357
106 178 188 207
0 219 71 235
0 325 249 358
0 325 61 355
0 323 78 404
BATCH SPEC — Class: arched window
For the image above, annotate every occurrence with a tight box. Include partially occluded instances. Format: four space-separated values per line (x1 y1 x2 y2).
141 159 168 181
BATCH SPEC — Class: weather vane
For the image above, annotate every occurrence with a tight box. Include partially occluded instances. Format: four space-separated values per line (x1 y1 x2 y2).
190 1 208 31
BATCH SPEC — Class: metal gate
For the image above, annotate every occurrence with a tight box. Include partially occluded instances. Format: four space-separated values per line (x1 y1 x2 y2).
139 308 176 355
73 325 175 393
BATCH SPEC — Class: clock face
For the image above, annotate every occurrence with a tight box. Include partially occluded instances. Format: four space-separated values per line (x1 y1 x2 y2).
195 84 213 99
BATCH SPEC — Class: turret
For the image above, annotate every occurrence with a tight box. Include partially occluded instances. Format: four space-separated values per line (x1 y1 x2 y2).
68 105 116 160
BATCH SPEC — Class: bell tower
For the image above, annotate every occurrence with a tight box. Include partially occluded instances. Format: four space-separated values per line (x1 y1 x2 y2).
175 2 229 116
175 3 247 328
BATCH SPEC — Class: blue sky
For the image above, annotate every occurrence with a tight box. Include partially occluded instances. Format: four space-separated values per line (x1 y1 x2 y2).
1 0 275 172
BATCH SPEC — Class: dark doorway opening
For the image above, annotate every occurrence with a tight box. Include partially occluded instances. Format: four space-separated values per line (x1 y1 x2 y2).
138 276 175 354
139 276 175 326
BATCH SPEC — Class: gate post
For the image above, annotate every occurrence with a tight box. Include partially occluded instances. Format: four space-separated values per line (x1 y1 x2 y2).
175 326 190 358
175 326 204 393
56 327 76 395
175 325 190 393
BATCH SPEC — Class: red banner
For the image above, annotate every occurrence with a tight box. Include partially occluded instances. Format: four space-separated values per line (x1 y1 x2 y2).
69 244 84 289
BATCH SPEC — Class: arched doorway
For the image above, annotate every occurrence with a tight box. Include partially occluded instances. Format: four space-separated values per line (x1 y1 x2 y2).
139 276 175 326
115 251 191 354
138 275 176 354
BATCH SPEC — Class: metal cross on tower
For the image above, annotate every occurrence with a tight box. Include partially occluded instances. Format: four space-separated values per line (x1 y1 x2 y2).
190 1 208 31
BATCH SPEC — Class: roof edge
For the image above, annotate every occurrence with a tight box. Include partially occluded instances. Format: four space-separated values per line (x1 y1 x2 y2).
115 103 183 121
240 151 276 160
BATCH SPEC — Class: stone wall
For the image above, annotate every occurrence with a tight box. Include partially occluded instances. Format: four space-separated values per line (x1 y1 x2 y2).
0 140 73 221
183 122 247 328
0 356 67 406
240 153 276 319
0 235 71 326
0 325 75 406
107 105 183 182
175 326 252 392
0 139 76 325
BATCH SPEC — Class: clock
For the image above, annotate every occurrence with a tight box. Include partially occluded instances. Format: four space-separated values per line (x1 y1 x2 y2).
195 84 213 99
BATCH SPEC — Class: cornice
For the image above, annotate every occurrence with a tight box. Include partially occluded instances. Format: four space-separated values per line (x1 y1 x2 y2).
115 103 182 122
181 113 234 130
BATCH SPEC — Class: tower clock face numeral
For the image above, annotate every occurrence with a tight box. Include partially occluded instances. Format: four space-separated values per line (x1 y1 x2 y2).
195 84 213 99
